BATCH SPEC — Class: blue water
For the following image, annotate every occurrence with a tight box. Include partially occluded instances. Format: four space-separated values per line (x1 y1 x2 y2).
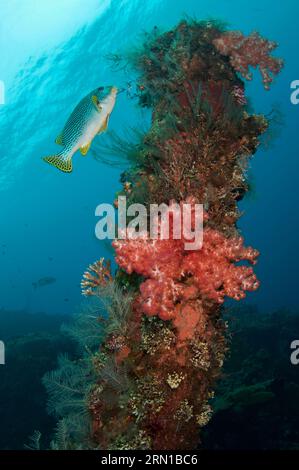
0 0 297 316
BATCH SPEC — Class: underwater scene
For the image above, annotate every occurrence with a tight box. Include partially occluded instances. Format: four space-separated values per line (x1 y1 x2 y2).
0 0 299 463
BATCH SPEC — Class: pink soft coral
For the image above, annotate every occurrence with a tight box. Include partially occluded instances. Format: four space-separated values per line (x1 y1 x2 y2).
112 200 259 323
213 31 283 89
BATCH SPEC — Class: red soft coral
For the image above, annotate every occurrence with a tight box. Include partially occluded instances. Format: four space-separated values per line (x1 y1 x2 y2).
213 31 283 90
182 228 259 303
112 201 259 324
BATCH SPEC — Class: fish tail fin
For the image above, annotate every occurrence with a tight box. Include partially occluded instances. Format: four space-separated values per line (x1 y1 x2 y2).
42 151 72 173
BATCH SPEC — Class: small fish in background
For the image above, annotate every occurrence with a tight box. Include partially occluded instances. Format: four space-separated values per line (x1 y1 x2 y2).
42 85 118 173
32 276 56 289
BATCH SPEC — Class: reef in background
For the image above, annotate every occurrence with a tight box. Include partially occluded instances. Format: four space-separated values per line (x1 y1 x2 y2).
0 310 75 450
1 306 298 450
202 307 299 450
45 20 283 450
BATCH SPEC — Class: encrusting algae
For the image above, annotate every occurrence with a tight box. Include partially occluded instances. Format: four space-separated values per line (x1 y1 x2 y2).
44 20 283 450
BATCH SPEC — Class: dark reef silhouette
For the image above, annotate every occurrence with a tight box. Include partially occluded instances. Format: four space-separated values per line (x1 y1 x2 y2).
0 310 75 450
0 307 298 449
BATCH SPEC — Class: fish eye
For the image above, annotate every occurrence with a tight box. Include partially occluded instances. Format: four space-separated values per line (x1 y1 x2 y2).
98 86 104 91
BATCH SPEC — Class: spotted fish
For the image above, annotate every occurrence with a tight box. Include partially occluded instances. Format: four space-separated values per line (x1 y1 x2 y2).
43 86 118 172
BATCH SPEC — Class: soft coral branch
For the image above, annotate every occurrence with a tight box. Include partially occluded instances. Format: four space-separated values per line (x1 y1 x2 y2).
213 31 283 89
113 200 259 326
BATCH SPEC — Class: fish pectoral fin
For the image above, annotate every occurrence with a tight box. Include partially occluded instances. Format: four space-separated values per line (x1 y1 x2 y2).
55 133 64 146
98 114 110 134
92 95 102 113
43 153 72 173
80 142 91 156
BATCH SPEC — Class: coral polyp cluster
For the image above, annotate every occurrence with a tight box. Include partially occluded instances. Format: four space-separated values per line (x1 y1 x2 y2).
81 258 112 296
113 204 259 324
45 20 283 450
213 31 283 89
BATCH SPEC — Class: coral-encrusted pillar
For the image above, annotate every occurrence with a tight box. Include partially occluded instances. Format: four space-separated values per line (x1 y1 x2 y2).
87 20 282 450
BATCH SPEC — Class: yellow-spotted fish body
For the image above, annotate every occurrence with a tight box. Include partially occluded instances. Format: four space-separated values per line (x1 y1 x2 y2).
43 86 118 173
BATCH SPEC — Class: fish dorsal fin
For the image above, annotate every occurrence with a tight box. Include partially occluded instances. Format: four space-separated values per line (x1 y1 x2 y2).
98 114 110 134
92 95 102 113
80 142 91 156
55 133 64 146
